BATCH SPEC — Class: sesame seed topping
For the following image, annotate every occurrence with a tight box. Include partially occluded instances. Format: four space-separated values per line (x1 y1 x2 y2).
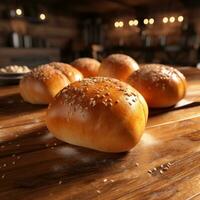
27 64 68 82
96 190 101 194
54 77 139 123
103 178 108 182
129 64 183 92
163 167 168 171
160 170 164 174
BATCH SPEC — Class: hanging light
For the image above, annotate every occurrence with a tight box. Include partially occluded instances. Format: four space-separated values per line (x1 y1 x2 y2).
133 19 138 26
143 18 149 25
178 16 184 22
129 20 134 26
163 17 168 23
114 21 119 28
39 13 46 21
149 18 154 25
129 19 138 26
169 16 175 23
114 21 123 28
118 21 124 27
16 8 22 16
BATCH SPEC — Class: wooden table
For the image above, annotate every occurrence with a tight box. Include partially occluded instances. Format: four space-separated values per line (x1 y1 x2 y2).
0 67 200 200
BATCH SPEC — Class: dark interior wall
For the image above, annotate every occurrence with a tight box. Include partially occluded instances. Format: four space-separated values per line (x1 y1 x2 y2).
0 3 80 65
0 4 79 48
0 1 200 66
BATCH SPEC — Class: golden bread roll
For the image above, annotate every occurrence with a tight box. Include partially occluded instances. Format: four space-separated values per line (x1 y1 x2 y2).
127 64 187 108
46 77 148 152
20 65 70 104
70 57 100 77
99 54 139 81
48 62 83 82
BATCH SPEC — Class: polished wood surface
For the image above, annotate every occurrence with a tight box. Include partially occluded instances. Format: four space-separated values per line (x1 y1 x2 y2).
0 67 199 200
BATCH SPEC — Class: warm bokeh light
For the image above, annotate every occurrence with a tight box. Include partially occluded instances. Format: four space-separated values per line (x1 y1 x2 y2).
118 21 124 27
178 16 184 22
143 18 148 25
169 16 175 23
129 19 138 26
114 21 123 28
129 20 134 26
40 13 46 21
149 18 154 24
133 19 139 26
16 8 22 16
163 17 168 23
114 21 119 28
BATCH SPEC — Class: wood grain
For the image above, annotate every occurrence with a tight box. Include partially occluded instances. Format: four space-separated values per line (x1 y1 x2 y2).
0 67 199 200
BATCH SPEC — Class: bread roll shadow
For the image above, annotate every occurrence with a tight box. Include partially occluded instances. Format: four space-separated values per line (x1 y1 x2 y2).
17 136 128 188
0 93 46 116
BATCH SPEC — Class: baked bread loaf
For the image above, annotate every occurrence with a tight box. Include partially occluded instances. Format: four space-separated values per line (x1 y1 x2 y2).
46 77 148 152
20 65 70 104
70 57 100 77
99 54 139 81
127 64 187 108
48 62 83 82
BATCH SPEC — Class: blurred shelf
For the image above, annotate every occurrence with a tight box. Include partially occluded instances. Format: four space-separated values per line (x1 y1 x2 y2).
0 48 60 67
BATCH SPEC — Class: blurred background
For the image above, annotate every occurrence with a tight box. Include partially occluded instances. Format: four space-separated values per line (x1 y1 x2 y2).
0 0 200 67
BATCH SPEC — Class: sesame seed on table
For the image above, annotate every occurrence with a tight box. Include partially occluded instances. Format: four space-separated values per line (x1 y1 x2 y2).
0 67 199 200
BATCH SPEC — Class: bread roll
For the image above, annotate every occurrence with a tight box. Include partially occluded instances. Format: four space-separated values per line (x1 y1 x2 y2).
48 62 83 82
46 77 148 152
70 58 100 77
20 65 70 104
127 64 187 108
99 54 139 81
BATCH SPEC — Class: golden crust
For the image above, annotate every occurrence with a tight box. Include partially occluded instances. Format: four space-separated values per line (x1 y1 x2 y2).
20 65 70 104
127 64 187 108
48 62 83 82
70 58 100 77
46 77 148 152
99 54 139 81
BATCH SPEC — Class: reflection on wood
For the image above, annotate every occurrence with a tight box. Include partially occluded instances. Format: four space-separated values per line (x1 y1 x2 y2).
0 67 199 200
